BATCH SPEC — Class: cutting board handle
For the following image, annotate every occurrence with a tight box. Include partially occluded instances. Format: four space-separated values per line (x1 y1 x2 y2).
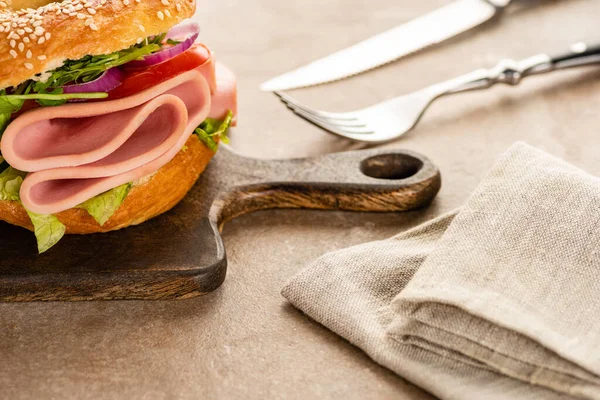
210 146 441 229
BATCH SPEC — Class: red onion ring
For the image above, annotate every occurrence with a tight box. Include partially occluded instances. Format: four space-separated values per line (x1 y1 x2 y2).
125 23 200 68
62 68 124 93
166 22 200 41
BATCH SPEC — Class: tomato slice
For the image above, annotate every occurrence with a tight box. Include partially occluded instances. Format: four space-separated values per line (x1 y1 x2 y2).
107 44 211 100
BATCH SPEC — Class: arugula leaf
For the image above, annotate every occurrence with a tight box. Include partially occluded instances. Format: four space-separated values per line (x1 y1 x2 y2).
0 93 25 114
25 211 66 254
0 112 14 141
194 110 233 152
77 183 131 226
26 42 161 92
5 32 166 110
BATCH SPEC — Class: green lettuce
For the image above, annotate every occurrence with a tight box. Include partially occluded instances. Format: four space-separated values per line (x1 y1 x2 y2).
77 183 132 226
0 167 66 253
25 211 66 254
0 165 131 252
0 167 25 201
194 110 233 151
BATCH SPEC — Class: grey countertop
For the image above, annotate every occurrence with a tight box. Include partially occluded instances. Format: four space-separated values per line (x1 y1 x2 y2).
2 0 600 398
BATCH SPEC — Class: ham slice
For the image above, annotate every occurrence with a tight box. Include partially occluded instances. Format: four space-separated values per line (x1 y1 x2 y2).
2 69 212 215
196 44 217 94
209 62 238 125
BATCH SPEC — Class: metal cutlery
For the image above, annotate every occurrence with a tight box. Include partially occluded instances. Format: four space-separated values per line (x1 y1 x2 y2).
261 0 513 91
275 42 600 143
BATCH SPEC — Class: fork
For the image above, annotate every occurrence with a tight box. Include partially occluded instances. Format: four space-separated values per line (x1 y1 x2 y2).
275 41 600 143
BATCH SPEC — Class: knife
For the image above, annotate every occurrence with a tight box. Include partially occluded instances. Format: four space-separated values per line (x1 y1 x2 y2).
260 0 511 92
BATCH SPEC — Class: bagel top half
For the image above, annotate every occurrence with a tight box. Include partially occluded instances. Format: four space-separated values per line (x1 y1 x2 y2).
0 0 195 90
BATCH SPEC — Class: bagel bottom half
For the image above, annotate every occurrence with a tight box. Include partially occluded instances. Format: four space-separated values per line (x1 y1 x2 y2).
0 134 214 234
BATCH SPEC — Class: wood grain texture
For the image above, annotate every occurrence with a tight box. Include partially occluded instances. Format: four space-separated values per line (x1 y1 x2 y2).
0 146 441 301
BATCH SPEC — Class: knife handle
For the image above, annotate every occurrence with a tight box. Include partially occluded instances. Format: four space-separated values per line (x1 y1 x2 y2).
550 42 600 70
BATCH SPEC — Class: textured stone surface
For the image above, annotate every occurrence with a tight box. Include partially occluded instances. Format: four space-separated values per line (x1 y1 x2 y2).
1 0 599 398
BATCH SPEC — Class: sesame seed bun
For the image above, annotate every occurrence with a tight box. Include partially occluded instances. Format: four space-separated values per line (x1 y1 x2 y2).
0 133 214 234
0 0 196 90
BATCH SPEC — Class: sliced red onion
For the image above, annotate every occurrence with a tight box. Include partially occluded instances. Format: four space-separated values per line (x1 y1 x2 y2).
62 68 124 93
125 23 200 68
165 22 200 41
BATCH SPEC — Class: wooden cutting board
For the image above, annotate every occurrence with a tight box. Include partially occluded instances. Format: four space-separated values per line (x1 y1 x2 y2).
0 146 441 301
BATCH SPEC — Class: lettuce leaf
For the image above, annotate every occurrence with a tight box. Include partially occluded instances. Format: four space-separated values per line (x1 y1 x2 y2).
0 167 26 201
0 166 66 253
194 110 233 152
77 183 132 226
0 164 133 252
25 211 66 254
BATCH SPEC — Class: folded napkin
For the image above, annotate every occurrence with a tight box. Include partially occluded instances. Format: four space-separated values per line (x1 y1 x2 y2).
282 143 600 400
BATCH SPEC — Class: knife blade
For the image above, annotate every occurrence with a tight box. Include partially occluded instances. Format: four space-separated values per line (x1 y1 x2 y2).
261 0 502 92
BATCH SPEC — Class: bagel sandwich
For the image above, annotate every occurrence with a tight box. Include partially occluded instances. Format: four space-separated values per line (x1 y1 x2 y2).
0 0 237 252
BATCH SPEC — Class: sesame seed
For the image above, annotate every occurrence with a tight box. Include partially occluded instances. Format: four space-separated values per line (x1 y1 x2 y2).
77 13 86 19
9 49 17 58
18 42 24 51
138 24 145 31
9 39 15 47
26 50 32 58
123 0 129 4
6 31 13 38
29 33 36 39
84 18 92 25
34 27 44 35
101 0 106 4
89 23 98 31
13 34 20 39
87 8 96 14
176 3 181 11
157 11 164 20
136 37 143 44
37 36 44 44
69 12 77 16
164 9 171 17
16 28 24 35
23 36 29 43
24 26 32 32
0 1 7 6
75 3 83 9
45 32 50 39
24 62 33 70
161 0 169 5
37 55 46 60
32 20 42 26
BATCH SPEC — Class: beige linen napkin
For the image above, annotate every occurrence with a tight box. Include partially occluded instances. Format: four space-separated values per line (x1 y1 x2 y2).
282 142 600 400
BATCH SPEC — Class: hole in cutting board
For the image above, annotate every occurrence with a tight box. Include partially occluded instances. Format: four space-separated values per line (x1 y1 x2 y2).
360 154 423 180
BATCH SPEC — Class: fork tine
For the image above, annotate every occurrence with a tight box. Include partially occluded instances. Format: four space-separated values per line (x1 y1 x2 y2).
285 105 375 136
275 91 358 121
284 103 368 128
